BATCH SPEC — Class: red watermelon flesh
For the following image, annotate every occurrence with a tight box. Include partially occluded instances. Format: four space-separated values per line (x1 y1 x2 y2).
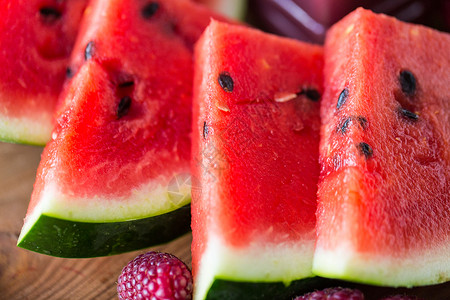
192 20 323 299
0 0 88 145
18 0 227 258
314 8 450 287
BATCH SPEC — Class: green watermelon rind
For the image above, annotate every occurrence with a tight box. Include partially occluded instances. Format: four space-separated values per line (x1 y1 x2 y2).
194 234 318 300
17 204 191 258
0 114 51 146
204 277 332 300
312 246 450 288
18 166 193 257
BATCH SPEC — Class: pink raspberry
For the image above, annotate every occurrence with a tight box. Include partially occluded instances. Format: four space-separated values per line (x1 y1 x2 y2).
294 287 364 300
117 251 193 300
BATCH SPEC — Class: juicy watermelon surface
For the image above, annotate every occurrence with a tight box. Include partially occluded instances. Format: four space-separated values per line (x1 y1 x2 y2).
0 0 87 145
192 20 323 299
26 60 191 220
18 0 226 258
314 8 450 287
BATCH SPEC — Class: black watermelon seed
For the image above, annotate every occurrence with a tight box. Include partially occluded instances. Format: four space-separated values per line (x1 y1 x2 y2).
117 96 132 119
66 67 73 78
85 41 95 60
218 72 234 93
357 142 373 159
399 107 419 120
339 116 368 134
301 88 321 102
202 121 209 139
39 7 62 20
340 118 351 134
399 70 416 96
357 116 368 129
336 87 349 109
118 81 134 88
141 2 159 19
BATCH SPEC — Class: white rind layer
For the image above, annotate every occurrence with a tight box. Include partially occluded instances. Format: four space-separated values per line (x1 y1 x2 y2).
312 242 450 287
0 112 52 145
18 171 191 242
194 233 315 300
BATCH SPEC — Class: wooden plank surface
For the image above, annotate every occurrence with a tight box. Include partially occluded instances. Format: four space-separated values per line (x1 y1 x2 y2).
0 142 448 300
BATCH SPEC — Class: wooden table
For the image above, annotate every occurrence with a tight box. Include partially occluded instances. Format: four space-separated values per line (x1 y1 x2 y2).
0 142 448 299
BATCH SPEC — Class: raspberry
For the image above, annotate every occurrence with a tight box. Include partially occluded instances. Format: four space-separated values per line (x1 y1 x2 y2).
294 287 364 300
117 251 193 300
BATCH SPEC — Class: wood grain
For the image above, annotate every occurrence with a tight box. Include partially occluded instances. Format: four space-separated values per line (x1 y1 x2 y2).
0 142 448 300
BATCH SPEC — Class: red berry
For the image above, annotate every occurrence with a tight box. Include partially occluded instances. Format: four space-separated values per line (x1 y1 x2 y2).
117 251 193 300
294 287 364 300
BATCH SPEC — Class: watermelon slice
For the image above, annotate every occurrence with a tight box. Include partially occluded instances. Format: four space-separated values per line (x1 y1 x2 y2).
314 8 450 287
0 0 88 145
192 20 324 299
17 0 227 258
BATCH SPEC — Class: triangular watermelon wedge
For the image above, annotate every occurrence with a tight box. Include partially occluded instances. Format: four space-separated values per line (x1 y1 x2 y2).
17 0 227 258
314 8 450 287
0 0 88 145
192 20 325 299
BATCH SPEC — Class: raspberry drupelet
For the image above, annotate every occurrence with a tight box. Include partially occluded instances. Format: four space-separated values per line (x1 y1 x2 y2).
117 251 193 300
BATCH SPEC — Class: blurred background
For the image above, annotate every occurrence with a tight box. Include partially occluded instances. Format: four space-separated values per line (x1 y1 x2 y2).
244 0 450 43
